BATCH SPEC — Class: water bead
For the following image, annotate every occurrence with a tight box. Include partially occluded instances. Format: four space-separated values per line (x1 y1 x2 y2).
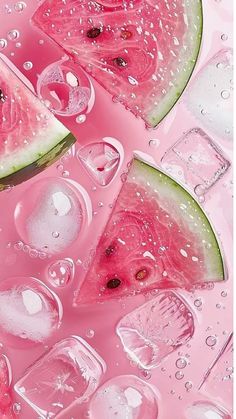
7 30 20 41
23 61 33 71
206 335 217 347
47 259 74 287
76 114 86 124
176 357 187 369
0 39 7 49
175 371 184 380
14 2 26 12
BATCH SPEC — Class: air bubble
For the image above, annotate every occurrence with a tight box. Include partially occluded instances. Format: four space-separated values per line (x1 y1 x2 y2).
176 358 187 369
16 42 21 48
221 291 227 297
13 402 22 414
149 139 160 148
221 34 228 41
47 259 74 287
0 39 7 49
14 2 26 12
185 381 193 391
175 371 184 380
194 298 202 308
86 329 95 338
128 76 138 86
23 61 33 71
206 335 217 347
7 30 20 41
139 370 151 380
221 90 230 100
76 114 86 124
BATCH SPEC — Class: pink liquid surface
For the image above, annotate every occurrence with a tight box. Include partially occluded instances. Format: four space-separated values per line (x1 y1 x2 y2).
0 1 233 418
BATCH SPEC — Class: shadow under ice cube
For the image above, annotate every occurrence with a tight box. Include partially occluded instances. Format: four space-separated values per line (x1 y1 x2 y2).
161 128 230 196
116 291 194 370
14 336 106 418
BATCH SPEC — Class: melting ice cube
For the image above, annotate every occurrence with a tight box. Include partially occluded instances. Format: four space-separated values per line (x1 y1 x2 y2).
185 401 231 419
116 291 194 369
14 178 83 254
14 336 106 418
78 141 120 186
199 333 233 408
161 128 230 196
185 49 233 141
0 277 62 345
88 375 158 419
37 59 94 116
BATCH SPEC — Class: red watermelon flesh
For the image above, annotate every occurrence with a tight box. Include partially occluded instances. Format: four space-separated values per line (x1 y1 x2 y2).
76 160 224 304
32 0 203 127
0 355 15 418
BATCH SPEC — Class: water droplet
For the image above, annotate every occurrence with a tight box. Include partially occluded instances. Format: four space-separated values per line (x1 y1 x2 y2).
221 90 230 99
221 34 228 41
23 61 33 71
62 170 69 177
176 358 187 369
76 114 86 124
221 290 227 297
149 139 160 148
139 369 151 380
14 2 26 12
128 76 138 86
52 231 60 238
206 335 217 347
120 172 127 183
175 371 184 380
98 201 103 207
13 402 22 414
7 29 20 41
47 259 74 287
0 39 7 49
185 381 193 391
194 298 202 308
15 42 21 48
86 329 95 338
194 184 205 197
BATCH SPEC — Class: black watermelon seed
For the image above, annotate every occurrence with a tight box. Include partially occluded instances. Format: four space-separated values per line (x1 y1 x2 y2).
113 57 127 67
105 245 115 256
135 268 148 281
87 27 101 39
0 89 6 103
106 278 121 289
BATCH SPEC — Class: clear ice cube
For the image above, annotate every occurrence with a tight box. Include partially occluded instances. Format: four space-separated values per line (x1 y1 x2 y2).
185 401 231 419
14 178 83 254
78 141 120 186
199 333 233 406
161 128 230 196
88 375 159 419
14 336 106 418
37 59 94 116
185 49 233 141
116 291 194 369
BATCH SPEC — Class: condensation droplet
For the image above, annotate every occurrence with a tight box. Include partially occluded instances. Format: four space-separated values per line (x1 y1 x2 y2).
0 39 7 49
176 358 187 369
86 329 95 338
23 61 33 70
14 2 26 12
15 42 21 48
206 335 217 347
221 90 230 100
13 402 22 414
149 139 160 148
185 381 193 391
194 298 202 308
52 231 60 238
76 114 86 124
47 259 74 287
221 34 228 41
221 290 227 297
128 75 138 86
175 371 184 380
7 29 20 41
139 369 151 380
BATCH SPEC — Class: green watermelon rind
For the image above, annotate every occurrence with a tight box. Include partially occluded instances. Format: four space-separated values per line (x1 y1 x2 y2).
147 0 203 127
132 159 224 281
0 132 75 191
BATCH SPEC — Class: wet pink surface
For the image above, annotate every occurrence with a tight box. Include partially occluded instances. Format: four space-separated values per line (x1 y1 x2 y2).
0 1 233 418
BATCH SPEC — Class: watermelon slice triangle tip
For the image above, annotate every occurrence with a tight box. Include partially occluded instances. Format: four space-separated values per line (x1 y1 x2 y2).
0 57 76 191
76 158 225 304
32 0 203 127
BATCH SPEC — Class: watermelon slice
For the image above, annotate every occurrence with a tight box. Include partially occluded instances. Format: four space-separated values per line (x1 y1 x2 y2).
0 57 75 190
0 354 15 418
32 0 203 127
76 159 224 304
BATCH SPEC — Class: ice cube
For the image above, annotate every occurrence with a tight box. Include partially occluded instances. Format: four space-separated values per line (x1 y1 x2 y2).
116 291 194 369
161 128 230 196
0 277 62 345
199 333 233 406
78 141 120 186
185 49 233 141
88 375 158 419
14 336 106 418
14 178 83 254
37 59 94 116
185 401 231 419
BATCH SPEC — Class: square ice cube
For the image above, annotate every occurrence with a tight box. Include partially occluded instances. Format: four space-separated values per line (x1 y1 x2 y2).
161 128 230 196
116 291 194 370
14 336 106 418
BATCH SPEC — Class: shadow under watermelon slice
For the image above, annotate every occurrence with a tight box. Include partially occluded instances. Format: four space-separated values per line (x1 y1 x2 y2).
0 57 76 191
76 159 225 304
32 0 203 127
